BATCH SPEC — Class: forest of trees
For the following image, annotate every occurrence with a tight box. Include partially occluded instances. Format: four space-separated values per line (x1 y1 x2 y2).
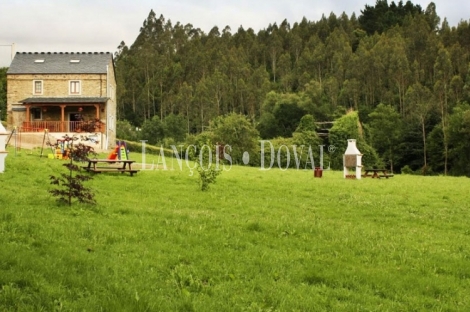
2 0 470 175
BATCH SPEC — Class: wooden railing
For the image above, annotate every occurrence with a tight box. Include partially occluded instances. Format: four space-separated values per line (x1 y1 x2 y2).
21 121 105 133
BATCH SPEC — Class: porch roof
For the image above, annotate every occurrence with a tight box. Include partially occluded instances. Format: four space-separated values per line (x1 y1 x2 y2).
20 97 108 104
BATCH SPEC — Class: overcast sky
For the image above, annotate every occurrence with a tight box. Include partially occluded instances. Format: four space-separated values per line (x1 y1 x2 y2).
1 0 468 67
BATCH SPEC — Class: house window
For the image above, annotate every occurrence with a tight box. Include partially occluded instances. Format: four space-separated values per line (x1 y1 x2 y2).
33 80 43 95
69 80 81 95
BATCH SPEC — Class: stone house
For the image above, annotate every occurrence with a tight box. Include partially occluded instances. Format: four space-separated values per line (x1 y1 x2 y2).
6 52 116 150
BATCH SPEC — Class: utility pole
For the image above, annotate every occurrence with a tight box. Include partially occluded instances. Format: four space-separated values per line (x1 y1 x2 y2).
0 43 15 65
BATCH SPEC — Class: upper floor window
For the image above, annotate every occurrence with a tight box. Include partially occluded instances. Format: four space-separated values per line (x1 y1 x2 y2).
69 80 81 95
33 80 43 95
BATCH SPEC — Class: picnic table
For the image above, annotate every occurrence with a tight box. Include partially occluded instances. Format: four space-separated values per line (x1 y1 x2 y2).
362 168 394 179
82 159 139 176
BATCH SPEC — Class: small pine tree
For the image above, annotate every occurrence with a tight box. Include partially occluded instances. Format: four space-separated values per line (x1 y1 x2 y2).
49 138 97 206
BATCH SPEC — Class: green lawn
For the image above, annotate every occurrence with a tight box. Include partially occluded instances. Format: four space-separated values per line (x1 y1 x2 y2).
1 148 469 311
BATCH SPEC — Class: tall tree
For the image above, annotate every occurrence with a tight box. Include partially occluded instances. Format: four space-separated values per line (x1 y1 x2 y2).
387 30 411 115
176 82 194 134
405 82 435 173
278 52 293 92
424 2 440 32
368 104 402 172
433 46 453 174
268 30 283 83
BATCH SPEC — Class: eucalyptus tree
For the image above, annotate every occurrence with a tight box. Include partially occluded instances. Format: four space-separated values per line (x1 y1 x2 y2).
176 82 194 134
194 77 212 132
368 104 402 172
433 45 453 174
405 82 435 173
296 35 325 89
267 29 283 83
246 66 270 119
386 30 411 115
278 52 293 92
353 35 381 107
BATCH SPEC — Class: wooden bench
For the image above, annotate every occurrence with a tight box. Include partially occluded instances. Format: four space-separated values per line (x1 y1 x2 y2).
363 168 394 179
82 159 139 176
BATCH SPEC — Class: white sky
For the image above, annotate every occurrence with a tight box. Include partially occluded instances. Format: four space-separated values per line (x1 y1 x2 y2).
0 0 468 67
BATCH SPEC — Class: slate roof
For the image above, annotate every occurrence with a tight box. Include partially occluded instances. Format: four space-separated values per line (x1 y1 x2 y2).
7 52 113 74
20 97 108 104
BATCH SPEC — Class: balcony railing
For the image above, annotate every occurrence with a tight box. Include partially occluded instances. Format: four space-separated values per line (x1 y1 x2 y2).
21 121 105 133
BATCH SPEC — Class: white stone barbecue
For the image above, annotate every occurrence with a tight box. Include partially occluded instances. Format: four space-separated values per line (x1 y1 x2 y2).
343 139 362 179
0 123 8 173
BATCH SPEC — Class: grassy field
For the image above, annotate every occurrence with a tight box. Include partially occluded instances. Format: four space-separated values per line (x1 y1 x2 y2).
1 147 470 311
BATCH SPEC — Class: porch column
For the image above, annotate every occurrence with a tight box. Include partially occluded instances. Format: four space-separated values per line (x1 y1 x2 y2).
25 104 31 130
60 105 66 132
94 104 100 119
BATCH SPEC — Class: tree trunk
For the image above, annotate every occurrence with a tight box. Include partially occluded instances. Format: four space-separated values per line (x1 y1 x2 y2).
186 105 190 134
270 48 277 83
443 83 448 175
444 143 448 175
421 117 427 175
160 82 164 121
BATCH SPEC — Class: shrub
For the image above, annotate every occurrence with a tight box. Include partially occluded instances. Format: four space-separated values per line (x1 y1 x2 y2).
194 139 222 191
116 120 139 142
140 116 165 145
163 114 186 143
401 165 413 175
210 113 259 165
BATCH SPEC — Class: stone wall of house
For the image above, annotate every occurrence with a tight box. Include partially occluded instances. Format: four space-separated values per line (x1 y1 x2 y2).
7 73 109 130
7 73 108 103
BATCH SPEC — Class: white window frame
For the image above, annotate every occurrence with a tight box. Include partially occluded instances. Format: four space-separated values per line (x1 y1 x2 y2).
69 80 81 95
33 80 43 95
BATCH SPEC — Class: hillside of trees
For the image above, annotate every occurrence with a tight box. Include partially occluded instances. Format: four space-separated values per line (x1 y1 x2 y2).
2 1 470 175
113 1 470 176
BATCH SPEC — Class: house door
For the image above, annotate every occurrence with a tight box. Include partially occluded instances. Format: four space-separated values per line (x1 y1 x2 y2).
69 113 82 132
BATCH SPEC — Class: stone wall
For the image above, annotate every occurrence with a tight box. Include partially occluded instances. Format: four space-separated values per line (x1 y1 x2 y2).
7 74 108 104
7 131 106 152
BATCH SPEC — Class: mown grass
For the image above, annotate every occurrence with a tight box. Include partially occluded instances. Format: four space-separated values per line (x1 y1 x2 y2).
1 147 470 311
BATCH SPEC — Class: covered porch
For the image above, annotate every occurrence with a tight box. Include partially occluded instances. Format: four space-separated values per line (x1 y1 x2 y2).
19 97 107 133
